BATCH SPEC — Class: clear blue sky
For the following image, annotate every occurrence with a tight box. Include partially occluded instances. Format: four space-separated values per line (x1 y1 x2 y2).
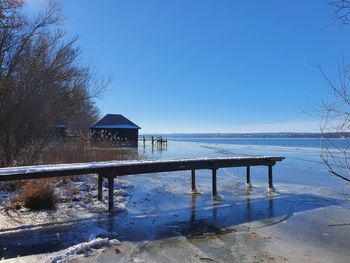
26 0 350 133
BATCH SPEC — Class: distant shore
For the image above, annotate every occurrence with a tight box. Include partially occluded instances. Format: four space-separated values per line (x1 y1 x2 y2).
140 132 350 139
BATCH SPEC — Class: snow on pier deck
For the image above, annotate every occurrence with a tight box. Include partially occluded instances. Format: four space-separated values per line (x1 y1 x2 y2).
0 156 284 213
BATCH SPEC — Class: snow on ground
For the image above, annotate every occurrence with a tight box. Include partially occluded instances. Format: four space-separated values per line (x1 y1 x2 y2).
0 175 131 228
49 237 121 263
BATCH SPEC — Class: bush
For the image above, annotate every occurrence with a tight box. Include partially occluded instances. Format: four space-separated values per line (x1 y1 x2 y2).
14 179 58 210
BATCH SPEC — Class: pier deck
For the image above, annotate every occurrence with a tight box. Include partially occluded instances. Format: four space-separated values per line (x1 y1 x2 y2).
0 156 284 213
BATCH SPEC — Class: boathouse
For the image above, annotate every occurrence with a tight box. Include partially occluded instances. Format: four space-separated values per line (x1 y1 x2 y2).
89 114 140 146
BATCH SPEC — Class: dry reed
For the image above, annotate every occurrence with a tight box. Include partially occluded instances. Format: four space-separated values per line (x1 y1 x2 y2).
13 179 58 210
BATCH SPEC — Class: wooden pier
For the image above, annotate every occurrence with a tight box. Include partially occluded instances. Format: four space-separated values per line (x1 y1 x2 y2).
0 156 284 213
142 135 167 148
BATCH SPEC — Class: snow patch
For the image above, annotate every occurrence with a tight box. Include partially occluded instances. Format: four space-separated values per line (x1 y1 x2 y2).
113 203 127 212
109 239 122 246
49 237 121 263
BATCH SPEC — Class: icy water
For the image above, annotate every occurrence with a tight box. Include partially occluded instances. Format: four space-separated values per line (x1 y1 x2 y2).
167 137 349 149
1 138 350 262
142 138 342 187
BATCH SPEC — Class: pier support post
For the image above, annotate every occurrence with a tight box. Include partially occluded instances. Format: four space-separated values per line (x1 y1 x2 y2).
268 165 273 190
191 169 196 192
246 166 251 186
108 176 114 214
98 173 103 201
212 169 217 196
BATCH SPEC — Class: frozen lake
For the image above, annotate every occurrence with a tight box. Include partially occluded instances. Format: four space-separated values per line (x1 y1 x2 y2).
1 138 350 262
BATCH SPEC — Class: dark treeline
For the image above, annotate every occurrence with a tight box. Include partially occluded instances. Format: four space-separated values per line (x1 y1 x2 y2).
0 0 107 166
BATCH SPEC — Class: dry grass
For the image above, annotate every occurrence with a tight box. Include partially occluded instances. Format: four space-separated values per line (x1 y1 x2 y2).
41 139 140 164
12 179 58 210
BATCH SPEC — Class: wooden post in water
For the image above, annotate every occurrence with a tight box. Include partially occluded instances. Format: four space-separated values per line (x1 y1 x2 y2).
98 173 103 201
268 165 273 190
212 169 217 196
108 176 114 213
191 169 196 192
246 166 251 186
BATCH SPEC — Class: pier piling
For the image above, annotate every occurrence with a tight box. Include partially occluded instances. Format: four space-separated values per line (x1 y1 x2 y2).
191 169 196 192
98 174 103 201
246 166 251 186
212 169 217 196
268 165 273 190
108 176 114 213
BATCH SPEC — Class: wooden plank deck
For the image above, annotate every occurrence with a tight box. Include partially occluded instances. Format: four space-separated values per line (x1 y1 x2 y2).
0 156 284 213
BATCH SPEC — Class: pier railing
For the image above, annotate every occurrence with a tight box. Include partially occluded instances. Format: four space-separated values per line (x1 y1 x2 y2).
0 156 284 213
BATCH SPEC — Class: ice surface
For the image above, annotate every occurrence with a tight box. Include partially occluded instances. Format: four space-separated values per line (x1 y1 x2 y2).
1 139 350 262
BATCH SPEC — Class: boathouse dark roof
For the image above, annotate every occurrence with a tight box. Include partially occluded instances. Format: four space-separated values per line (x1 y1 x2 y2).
89 114 141 129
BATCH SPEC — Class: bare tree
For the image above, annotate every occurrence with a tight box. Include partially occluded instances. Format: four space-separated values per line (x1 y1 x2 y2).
315 2 350 181
317 62 350 181
329 0 350 25
0 0 108 166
